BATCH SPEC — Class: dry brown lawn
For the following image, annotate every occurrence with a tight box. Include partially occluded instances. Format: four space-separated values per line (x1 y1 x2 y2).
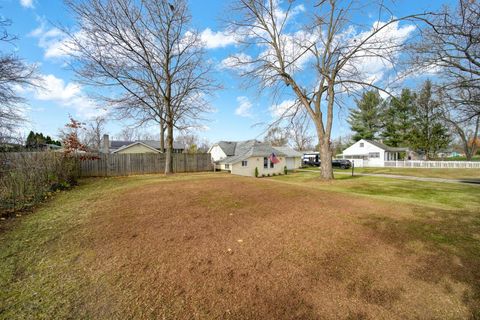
1 173 479 319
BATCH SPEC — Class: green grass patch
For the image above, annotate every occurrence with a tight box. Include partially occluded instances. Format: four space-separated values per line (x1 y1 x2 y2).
272 171 480 211
348 167 480 180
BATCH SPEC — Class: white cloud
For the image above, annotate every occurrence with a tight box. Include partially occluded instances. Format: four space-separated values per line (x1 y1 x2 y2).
29 22 74 59
338 21 416 87
34 74 82 101
200 28 238 49
31 74 105 118
220 53 253 72
235 96 253 118
269 99 298 119
20 0 34 8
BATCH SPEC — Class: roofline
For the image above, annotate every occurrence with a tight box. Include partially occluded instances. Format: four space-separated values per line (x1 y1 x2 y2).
111 141 161 154
207 143 219 154
220 152 288 165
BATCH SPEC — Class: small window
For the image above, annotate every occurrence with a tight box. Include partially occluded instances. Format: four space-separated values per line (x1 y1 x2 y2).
241 160 248 167
360 143 364 147
369 152 380 158
270 160 274 168
264 157 268 168
225 164 230 169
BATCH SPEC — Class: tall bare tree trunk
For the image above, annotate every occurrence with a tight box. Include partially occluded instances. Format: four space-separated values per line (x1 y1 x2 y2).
317 132 334 180
164 115 174 175
160 118 165 153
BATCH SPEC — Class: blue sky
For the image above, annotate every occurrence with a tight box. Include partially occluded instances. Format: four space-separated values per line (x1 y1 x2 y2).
3 0 455 144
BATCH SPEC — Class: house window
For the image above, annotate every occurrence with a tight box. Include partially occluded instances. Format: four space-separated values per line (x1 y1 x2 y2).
369 152 380 158
241 160 248 167
270 160 274 168
264 157 268 168
225 164 230 169
360 143 364 147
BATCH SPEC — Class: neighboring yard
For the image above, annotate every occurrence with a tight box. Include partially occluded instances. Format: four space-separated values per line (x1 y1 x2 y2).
302 166 480 180
344 167 480 180
1 172 479 319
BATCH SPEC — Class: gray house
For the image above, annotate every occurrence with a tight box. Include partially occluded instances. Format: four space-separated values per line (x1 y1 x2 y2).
208 140 302 177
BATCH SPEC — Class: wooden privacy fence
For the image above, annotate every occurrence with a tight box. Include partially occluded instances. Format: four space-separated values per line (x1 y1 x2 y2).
80 153 213 176
384 160 480 169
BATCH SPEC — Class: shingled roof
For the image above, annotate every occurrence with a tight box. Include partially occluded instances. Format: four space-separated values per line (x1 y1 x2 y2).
109 140 185 151
364 140 408 152
213 140 299 164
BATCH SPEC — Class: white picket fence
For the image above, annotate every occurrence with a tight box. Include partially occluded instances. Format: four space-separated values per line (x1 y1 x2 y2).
384 160 480 169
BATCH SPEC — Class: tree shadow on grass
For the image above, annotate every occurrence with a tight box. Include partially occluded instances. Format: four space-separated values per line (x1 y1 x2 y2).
360 207 480 319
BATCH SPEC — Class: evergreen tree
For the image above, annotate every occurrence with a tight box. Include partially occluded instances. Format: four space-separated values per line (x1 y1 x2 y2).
409 81 450 159
25 131 61 149
25 131 35 148
348 91 382 142
381 89 415 147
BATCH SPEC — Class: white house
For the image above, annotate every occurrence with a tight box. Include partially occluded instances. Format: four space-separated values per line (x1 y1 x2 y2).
208 140 302 177
341 139 408 167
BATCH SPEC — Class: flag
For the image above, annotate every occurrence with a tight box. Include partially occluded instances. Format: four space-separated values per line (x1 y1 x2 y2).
268 152 280 164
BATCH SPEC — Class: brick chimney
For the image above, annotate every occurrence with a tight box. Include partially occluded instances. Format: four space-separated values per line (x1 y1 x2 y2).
101 134 110 154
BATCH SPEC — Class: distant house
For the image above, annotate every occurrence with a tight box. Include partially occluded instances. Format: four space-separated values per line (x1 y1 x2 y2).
101 135 185 154
342 139 408 167
208 140 302 177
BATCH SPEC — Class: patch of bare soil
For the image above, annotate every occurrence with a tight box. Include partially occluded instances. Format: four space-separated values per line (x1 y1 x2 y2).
71 176 476 319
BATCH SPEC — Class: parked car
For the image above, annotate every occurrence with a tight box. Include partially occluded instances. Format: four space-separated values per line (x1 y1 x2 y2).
304 159 352 169
332 159 352 169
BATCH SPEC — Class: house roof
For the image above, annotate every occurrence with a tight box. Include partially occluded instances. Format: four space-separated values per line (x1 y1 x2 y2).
111 141 161 154
110 140 185 150
214 140 299 164
363 140 408 152
216 141 237 156
273 146 303 157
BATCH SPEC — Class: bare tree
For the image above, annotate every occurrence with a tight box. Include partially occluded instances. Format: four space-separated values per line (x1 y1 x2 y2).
412 1 479 160
227 0 424 179
0 16 38 141
414 0 479 120
264 126 289 147
84 116 107 151
176 132 198 153
64 0 216 173
441 106 479 161
288 113 314 151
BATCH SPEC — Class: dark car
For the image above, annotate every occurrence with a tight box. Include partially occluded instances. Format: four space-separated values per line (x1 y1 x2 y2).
304 159 351 169
332 159 352 169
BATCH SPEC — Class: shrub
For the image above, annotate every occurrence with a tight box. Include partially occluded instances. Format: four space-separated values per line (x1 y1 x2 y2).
262 174 265 177
0 152 80 215
254 167 259 178
284 166 288 175
272 173 276 176
267 173 270 177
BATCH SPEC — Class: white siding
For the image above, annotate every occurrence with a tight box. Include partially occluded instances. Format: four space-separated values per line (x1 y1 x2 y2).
231 156 286 177
285 156 302 170
342 139 385 167
209 145 227 162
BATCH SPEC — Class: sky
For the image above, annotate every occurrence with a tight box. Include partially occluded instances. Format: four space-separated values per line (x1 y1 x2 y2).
2 0 456 144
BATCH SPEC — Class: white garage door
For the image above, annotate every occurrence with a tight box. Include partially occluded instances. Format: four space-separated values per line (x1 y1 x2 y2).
286 157 296 170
